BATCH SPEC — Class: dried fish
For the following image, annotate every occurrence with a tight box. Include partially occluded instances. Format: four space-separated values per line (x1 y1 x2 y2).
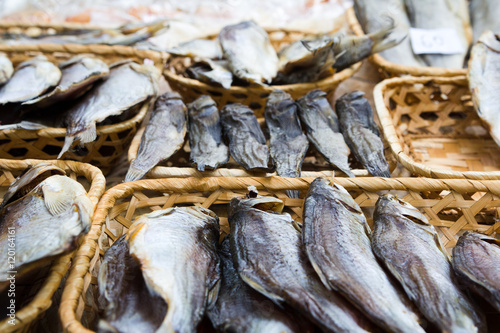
0 55 61 104
335 91 390 177
265 90 308 198
187 95 228 172
303 178 424 333
219 20 278 84
220 103 270 172
128 206 220 333
167 38 222 59
228 195 375 333
125 92 186 182
0 53 13 85
59 61 160 158
296 90 353 177
186 59 233 89
373 194 485 332
453 232 500 313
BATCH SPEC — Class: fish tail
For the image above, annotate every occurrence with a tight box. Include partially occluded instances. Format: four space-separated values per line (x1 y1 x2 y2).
124 162 148 182
368 18 405 54
78 124 97 144
58 135 75 159
286 190 301 199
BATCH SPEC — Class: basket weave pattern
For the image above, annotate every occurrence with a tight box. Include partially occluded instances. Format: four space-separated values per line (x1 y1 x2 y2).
0 158 105 333
375 76 500 179
60 176 500 333
0 44 166 173
164 30 361 117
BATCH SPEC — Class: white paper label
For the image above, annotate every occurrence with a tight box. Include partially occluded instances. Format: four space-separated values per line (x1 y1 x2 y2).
409 28 464 55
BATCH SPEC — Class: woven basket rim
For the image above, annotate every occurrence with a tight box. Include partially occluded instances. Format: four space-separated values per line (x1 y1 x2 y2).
346 7 468 77
60 175 500 333
372 74 500 180
0 158 105 332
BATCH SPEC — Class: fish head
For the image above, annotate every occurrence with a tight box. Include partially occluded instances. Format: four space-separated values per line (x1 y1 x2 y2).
307 177 363 214
0 162 66 211
188 95 217 116
228 196 284 219
458 231 500 247
375 194 429 226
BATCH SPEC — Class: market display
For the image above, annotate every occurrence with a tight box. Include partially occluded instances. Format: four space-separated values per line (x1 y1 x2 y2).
0 162 93 284
335 91 390 177
302 178 424 333
452 232 500 313
125 92 187 182
373 195 484 332
264 90 309 199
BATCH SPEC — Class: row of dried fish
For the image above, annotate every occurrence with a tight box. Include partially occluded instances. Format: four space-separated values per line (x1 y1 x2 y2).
168 19 399 86
0 163 93 290
354 0 472 68
126 90 391 184
0 54 161 158
98 178 498 332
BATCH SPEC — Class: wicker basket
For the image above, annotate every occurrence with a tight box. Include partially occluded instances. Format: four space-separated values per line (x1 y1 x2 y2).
346 7 468 78
374 75 500 180
0 158 106 333
127 117 397 179
163 29 361 118
60 176 500 332
0 44 167 174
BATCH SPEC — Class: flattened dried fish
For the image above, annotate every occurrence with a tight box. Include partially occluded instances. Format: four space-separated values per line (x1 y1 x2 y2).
167 38 222 59
0 55 61 104
220 103 270 172
187 95 228 172
0 174 93 282
98 235 167 333
228 195 374 333
373 194 485 332
469 30 500 146
219 20 278 84
335 91 390 177
296 90 353 177
128 206 220 333
126 92 186 182
186 59 233 89
405 0 470 68
207 237 306 333
0 53 13 85
453 232 500 313
265 90 308 198
24 56 109 108
354 0 426 67
303 178 424 333
59 61 160 158
470 0 500 43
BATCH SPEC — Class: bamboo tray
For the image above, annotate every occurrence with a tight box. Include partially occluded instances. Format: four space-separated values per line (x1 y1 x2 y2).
127 118 397 179
0 158 105 333
163 29 361 117
60 176 500 332
0 43 167 174
346 7 467 78
374 75 500 180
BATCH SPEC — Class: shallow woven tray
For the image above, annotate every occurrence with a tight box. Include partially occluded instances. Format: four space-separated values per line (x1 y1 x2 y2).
60 176 500 332
0 44 166 174
0 158 105 333
374 75 500 180
163 29 361 117
346 7 467 78
127 117 397 179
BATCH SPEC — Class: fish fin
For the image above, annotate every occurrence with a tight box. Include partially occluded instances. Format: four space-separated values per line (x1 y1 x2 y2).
286 190 300 199
305 245 333 291
124 162 148 182
127 221 147 243
239 270 285 304
78 124 97 144
58 135 75 159
367 18 404 54
41 183 71 215
206 278 221 310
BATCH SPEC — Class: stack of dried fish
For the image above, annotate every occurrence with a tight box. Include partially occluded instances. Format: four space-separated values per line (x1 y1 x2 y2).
98 178 498 332
168 19 400 86
128 89 391 182
0 162 94 290
0 54 161 158
354 0 471 68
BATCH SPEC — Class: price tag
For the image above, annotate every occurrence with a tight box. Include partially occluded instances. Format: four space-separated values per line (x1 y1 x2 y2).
409 28 464 55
